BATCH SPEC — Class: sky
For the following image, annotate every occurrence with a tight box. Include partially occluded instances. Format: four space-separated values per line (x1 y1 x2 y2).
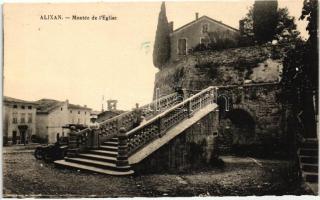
3 0 309 111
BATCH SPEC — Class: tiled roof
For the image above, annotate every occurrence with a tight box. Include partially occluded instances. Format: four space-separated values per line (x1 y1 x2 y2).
172 15 239 34
3 96 37 105
35 99 63 113
68 103 92 110
35 99 92 113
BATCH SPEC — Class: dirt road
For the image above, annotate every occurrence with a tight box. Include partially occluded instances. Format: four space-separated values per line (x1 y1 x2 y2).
3 150 311 197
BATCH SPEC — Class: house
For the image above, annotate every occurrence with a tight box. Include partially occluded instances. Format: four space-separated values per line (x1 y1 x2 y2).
3 96 38 145
96 110 124 123
169 13 240 60
35 99 92 143
96 99 124 123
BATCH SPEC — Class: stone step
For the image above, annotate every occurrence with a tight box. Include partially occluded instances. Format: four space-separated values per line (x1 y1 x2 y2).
300 156 319 164
90 149 118 157
103 141 118 147
301 142 319 149
99 145 118 152
78 153 117 163
54 160 134 176
64 157 130 172
302 164 318 173
108 137 118 143
303 172 319 183
300 148 319 157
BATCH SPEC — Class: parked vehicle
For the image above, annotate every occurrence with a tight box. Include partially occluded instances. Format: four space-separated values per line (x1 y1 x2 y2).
34 136 69 162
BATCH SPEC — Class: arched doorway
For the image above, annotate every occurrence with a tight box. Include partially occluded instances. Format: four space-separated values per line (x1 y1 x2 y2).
218 108 256 154
217 95 230 120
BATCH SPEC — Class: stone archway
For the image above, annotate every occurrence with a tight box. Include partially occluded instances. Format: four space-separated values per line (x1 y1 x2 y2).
217 108 256 154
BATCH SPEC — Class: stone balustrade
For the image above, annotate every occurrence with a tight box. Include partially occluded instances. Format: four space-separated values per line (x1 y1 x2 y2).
122 86 217 161
68 92 180 151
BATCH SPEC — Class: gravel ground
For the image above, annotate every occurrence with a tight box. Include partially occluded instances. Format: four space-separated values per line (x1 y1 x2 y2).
3 151 312 197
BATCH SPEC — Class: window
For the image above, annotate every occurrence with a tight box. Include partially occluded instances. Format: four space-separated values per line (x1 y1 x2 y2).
28 106 32 109
202 23 208 33
20 113 26 123
178 38 187 55
61 107 63 111
85 112 86 115
28 113 32 123
13 105 17 108
12 113 18 124
21 105 25 109
70 110 72 113
78 111 80 114
77 118 80 124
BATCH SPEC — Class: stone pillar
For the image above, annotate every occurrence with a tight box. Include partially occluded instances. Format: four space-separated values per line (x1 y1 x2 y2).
116 127 129 167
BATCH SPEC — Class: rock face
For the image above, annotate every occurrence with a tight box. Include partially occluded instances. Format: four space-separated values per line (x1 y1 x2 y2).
153 44 291 156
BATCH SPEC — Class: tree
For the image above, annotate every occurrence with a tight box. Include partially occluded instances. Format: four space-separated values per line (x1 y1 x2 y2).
299 0 318 138
153 2 171 70
274 8 301 43
239 6 254 37
300 0 318 98
252 0 278 43
280 0 318 139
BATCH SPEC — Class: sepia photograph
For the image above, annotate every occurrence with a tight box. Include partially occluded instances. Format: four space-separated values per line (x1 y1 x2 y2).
2 0 319 197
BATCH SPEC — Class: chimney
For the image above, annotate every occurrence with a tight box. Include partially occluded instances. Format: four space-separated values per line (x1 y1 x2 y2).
84 105 87 108
168 21 174 33
195 12 199 20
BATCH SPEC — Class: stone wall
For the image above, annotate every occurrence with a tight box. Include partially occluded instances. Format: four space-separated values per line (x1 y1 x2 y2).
154 44 291 98
153 44 291 155
133 111 219 174
216 83 287 155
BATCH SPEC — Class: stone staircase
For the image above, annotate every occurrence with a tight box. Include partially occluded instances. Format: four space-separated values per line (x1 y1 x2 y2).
298 138 318 194
55 137 134 175
55 87 218 175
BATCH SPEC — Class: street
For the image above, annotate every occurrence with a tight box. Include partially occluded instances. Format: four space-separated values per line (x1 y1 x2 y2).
3 147 312 197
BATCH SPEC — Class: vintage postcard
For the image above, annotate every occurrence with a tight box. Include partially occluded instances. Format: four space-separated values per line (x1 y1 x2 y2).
2 0 319 198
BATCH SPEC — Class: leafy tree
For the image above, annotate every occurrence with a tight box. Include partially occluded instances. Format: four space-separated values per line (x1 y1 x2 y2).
300 0 318 98
252 0 278 43
280 0 318 139
153 2 171 70
274 8 301 43
240 4 300 45
239 6 254 37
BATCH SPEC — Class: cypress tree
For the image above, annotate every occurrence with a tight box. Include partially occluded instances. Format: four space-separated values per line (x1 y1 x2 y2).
153 2 171 70
253 0 278 43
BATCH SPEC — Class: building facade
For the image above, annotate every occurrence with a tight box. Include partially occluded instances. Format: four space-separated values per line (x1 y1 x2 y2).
36 99 92 143
3 97 37 145
169 14 240 60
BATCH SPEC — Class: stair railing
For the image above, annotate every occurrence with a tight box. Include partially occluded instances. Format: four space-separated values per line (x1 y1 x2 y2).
67 92 180 152
116 86 217 164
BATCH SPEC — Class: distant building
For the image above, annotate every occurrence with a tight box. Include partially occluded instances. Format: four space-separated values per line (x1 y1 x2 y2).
96 99 125 123
96 110 124 123
3 96 37 145
35 99 92 143
169 13 240 60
